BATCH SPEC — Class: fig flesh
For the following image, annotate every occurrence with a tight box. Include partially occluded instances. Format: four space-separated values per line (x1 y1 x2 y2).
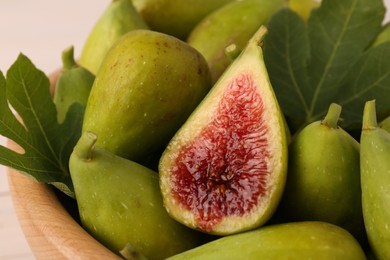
159 26 288 235
167 221 366 260
82 29 211 163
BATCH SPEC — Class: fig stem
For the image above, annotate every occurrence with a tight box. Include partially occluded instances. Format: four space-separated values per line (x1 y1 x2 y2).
61 46 76 70
249 25 268 47
74 131 97 160
362 99 378 130
321 103 342 129
225 44 242 61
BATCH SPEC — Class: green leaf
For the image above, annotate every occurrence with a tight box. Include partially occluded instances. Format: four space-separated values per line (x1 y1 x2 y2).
263 8 310 130
264 0 387 132
306 0 385 118
336 42 390 127
0 54 84 197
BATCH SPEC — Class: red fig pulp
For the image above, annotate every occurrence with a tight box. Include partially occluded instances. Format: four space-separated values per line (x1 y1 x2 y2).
159 26 288 235
172 74 269 231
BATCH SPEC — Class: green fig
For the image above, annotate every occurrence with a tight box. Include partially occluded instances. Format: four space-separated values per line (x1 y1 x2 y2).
371 22 390 48
159 26 288 235
379 115 390 132
288 0 321 22
360 100 390 260
69 132 207 259
276 103 366 244
167 221 366 260
82 29 212 163
187 0 287 83
53 46 94 123
131 0 234 40
79 0 148 75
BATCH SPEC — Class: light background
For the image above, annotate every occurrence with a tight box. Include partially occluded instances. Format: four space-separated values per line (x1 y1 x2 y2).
1 1 390 259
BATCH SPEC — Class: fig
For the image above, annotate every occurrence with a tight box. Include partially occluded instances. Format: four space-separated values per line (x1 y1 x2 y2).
379 115 390 132
360 100 390 260
79 0 148 75
276 103 366 244
131 0 234 40
69 132 207 259
53 46 94 123
167 221 366 260
371 22 390 48
159 26 288 235
82 29 211 163
187 0 286 83
288 0 321 22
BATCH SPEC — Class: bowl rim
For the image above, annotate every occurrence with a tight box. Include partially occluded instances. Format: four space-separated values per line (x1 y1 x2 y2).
7 162 121 259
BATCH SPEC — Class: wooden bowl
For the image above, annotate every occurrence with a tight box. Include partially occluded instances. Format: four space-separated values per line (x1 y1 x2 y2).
6 71 121 259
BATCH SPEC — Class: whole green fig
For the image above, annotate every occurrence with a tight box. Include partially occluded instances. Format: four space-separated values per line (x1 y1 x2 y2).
360 100 390 260
167 221 366 260
82 29 211 163
187 0 287 82
79 0 148 75
69 132 207 260
53 46 94 123
276 103 366 245
132 0 234 40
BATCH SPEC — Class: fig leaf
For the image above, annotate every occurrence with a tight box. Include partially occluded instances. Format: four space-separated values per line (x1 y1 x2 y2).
264 0 387 132
0 54 84 197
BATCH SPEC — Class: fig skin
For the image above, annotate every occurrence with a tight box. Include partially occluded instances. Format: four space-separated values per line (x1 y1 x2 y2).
276 103 366 246
371 22 390 48
379 115 390 132
187 0 287 83
69 132 208 260
360 100 390 260
82 29 212 163
159 26 288 235
131 0 234 40
53 46 94 123
288 0 321 22
166 221 366 260
79 0 148 75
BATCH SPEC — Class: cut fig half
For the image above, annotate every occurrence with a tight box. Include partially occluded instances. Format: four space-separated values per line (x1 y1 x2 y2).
159 26 288 235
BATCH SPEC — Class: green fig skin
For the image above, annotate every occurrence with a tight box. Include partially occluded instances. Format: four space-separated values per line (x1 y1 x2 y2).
53 46 95 123
288 0 321 22
79 0 148 75
187 0 287 83
379 115 390 132
159 26 288 235
276 103 366 245
371 22 390 48
82 29 212 163
167 221 367 260
69 132 208 260
360 100 390 260
131 0 234 40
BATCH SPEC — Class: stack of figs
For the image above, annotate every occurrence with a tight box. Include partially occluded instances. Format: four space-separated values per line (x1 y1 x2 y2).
53 0 390 259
